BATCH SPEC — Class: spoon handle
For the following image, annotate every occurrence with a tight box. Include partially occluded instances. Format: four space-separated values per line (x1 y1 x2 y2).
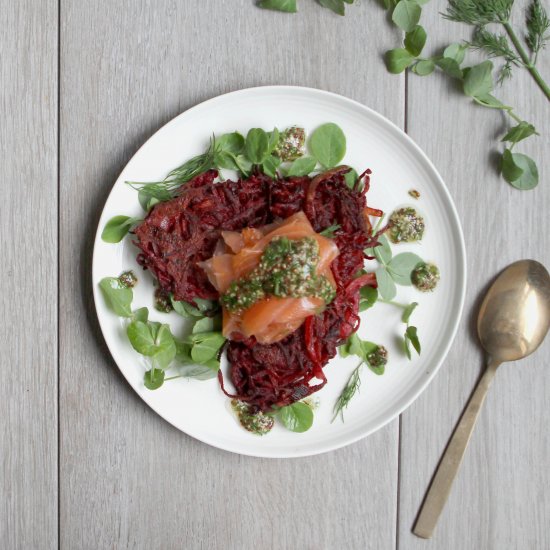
413 359 501 539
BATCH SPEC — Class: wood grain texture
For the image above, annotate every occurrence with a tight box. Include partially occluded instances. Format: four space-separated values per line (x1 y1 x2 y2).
0 1 58 549
59 1 402 549
399 1 550 549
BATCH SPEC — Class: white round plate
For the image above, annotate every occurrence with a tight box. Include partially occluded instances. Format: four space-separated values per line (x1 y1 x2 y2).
92 86 466 458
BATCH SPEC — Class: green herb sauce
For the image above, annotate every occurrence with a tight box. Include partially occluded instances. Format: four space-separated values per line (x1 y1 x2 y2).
388 207 425 243
412 262 440 292
221 236 335 313
231 400 274 435
118 270 138 288
274 126 306 161
154 288 173 313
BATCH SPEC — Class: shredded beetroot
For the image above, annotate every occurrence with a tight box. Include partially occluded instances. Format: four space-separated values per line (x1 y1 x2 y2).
134 167 380 412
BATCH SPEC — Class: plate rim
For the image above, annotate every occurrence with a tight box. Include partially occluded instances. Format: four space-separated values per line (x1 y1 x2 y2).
92 85 467 458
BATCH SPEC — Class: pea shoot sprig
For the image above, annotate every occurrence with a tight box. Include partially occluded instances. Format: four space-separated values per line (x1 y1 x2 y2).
258 0 356 16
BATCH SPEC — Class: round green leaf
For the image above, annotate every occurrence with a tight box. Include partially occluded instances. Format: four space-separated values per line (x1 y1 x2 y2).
443 43 466 64
216 132 245 155
502 151 539 190
385 48 416 74
404 25 426 56
412 59 435 76
277 402 314 432
127 321 157 356
99 277 133 317
309 123 346 168
144 368 165 390
387 252 424 285
286 156 317 177
392 0 422 32
101 215 136 243
435 58 463 79
463 61 494 97
245 128 270 164
375 267 397 301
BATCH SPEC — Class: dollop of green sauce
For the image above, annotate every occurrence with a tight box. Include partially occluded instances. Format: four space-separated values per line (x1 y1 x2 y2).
231 400 274 436
118 270 138 288
274 126 306 161
388 207 425 243
221 236 335 314
412 262 440 292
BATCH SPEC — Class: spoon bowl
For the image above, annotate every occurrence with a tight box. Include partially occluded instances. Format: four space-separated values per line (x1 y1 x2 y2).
478 260 550 362
414 259 550 539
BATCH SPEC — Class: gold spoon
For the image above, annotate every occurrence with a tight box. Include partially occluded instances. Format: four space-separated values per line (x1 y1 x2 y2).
414 259 550 539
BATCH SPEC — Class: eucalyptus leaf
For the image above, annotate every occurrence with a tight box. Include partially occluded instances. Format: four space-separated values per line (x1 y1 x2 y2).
277 402 314 432
392 0 422 32
99 277 133 317
309 123 346 168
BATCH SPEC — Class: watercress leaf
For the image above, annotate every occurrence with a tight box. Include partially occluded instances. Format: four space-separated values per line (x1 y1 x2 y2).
127 320 157 356
463 60 494 97
245 128 270 164
406 325 421 355
174 339 193 364
234 154 253 177
402 302 418 323
177 363 218 380
267 128 280 153
392 0 422 32
258 0 297 13
502 151 539 190
443 42 467 64
191 333 226 364
385 48 416 73
132 307 149 323
318 0 346 15
215 151 240 171
309 123 346 168
217 132 245 155
474 93 509 109
387 252 424 285
412 59 435 76
286 156 317 177
192 317 216 334
101 215 140 243
99 277 133 317
277 402 314 432
152 324 176 370
339 332 362 358
501 148 524 183
435 57 463 79
366 234 392 264
359 285 378 312
171 297 203 318
344 167 358 189
376 267 397 301
404 25 427 56
144 368 165 390
262 155 282 178
501 122 537 145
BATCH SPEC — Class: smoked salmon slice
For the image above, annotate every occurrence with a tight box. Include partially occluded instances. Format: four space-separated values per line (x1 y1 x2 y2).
200 211 339 344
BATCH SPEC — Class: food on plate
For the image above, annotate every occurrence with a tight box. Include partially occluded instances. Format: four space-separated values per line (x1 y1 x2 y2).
388 206 425 243
412 262 440 292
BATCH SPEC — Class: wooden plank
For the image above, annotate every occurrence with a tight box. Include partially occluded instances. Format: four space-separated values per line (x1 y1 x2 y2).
59 1 403 548
399 1 550 548
0 1 58 548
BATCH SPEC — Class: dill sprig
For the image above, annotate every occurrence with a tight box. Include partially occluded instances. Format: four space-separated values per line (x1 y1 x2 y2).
126 135 219 193
526 0 550 63
445 0 514 26
332 362 363 422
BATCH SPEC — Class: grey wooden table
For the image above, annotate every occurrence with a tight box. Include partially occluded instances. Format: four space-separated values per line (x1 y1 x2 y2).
2 1 549 549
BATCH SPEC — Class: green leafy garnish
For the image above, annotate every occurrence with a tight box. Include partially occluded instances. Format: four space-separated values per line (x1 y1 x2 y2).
319 224 341 238
286 156 317 177
309 123 346 168
392 0 422 32
144 368 165 390
277 402 314 432
245 128 270 164
101 215 142 243
501 149 539 190
257 0 297 12
99 277 133 317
